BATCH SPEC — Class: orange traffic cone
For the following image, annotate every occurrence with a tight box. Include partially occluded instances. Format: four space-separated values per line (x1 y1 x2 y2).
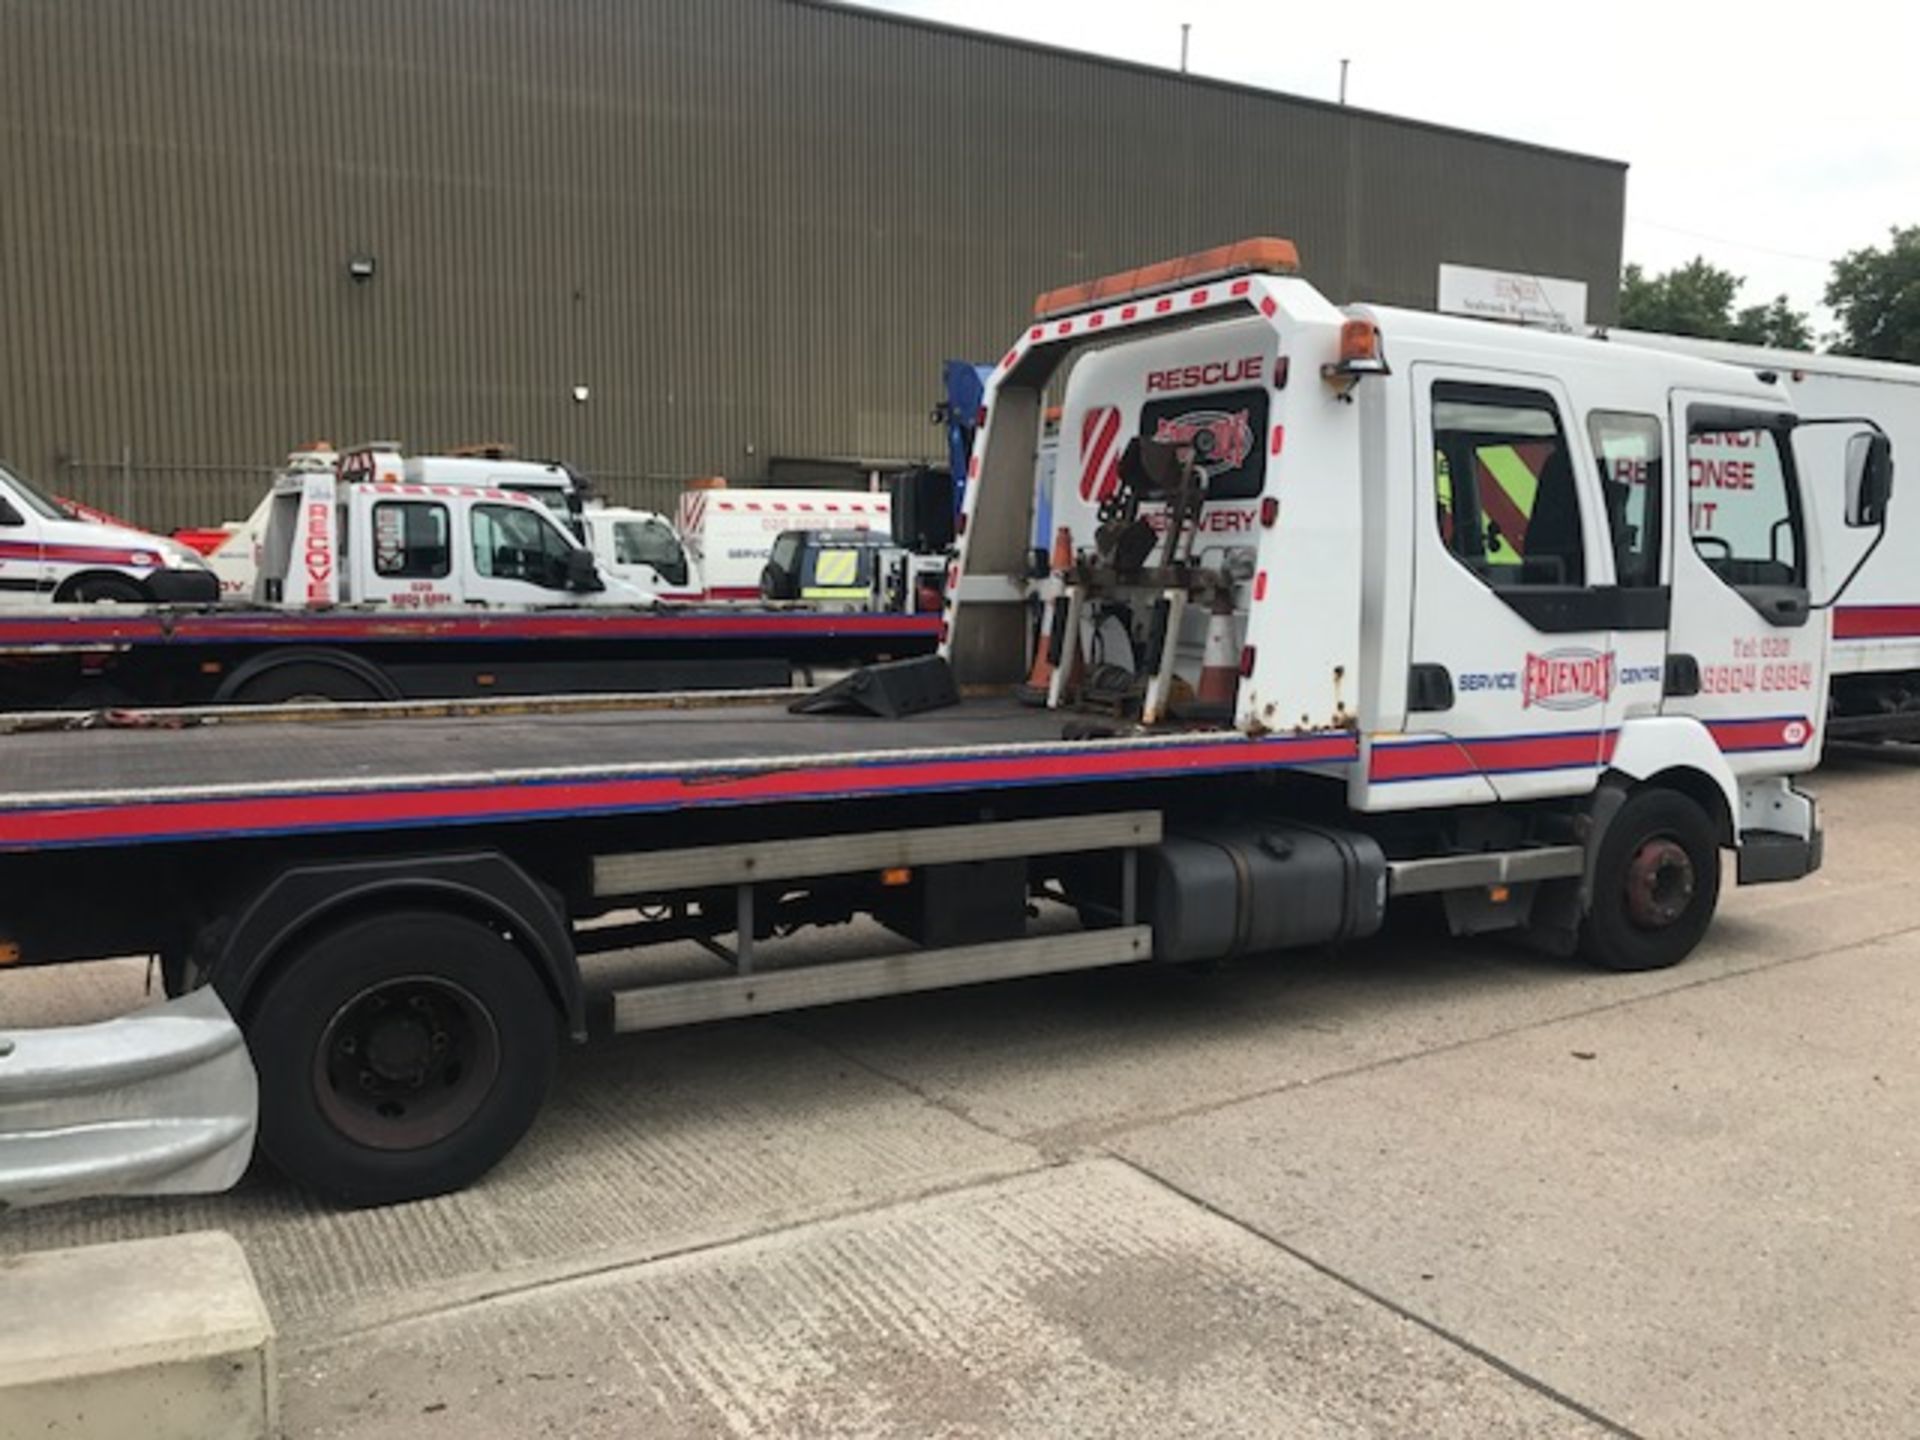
1190 599 1240 717
1016 528 1076 706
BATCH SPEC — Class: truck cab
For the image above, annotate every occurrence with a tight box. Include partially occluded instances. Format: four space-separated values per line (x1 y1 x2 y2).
580 504 703 601
951 238 1886 912
0 459 218 606
255 466 647 609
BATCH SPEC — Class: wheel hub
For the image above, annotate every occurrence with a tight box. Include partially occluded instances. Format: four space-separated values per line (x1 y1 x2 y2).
315 976 500 1150
1625 838 1694 929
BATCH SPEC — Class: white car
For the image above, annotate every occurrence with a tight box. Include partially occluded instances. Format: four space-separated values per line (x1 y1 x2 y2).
0 461 217 606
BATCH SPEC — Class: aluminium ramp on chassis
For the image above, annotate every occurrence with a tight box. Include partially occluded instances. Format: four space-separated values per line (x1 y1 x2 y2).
0 989 257 1209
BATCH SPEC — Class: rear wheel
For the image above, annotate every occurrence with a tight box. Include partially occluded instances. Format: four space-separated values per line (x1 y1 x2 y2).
1580 788 1720 972
244 908 558 1206
229 661 382 704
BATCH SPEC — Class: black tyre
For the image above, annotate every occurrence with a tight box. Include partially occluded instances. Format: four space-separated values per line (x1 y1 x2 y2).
230 661 382 705
244 908 559 1206
1579 788 1720 972
59 573 146 604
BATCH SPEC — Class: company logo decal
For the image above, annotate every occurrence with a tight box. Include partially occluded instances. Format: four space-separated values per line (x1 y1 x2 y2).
1153 408 1253 476
1522 648 1615 711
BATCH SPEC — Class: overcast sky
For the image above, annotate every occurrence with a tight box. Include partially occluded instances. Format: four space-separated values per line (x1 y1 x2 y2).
859 0 1918 334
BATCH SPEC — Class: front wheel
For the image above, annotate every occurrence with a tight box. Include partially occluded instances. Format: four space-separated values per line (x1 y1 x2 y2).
1580 788 1721 972
244 908 558 1206
59 573 147 604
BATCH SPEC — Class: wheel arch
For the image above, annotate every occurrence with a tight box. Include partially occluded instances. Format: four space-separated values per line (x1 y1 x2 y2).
210 852 584 1041
1604 716 1739 846
212 646 401 703
53 568 151 603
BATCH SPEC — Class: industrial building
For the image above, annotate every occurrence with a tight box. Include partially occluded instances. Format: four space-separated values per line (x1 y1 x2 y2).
0 0 1626 529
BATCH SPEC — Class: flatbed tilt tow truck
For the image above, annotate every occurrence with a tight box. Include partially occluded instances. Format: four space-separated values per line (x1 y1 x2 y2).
0 238 1888 1209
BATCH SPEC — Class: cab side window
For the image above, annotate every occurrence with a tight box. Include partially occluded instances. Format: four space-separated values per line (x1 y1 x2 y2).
1432 383 1585 588
471 504 571 589
1586 412 1664 589
1687 417 1803 588
371 501 451 579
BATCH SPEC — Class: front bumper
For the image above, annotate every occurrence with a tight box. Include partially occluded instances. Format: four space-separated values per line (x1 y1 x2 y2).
145 568 221 604
1737 821 1823 885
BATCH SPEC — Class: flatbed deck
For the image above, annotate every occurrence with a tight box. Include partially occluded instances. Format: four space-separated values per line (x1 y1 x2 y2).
0 695 1358 851
0 606 942 652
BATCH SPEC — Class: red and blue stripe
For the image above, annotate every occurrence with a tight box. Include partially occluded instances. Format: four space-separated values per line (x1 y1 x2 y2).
1371 715 1814 783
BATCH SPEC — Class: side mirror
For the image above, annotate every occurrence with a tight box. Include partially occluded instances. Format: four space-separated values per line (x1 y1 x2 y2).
1845 431 1894 529
565 547 605 593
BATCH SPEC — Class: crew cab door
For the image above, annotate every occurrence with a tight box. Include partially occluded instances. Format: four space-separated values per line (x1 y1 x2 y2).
355 495 457 611
1661 394 1824 771
1399 366 1647 802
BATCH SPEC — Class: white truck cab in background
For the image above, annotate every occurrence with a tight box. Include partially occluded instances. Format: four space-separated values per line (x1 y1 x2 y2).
0 460 217 606
580 504 703 600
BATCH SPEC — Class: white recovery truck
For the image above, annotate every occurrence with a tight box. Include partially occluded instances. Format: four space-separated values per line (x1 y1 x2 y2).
253 450 653 610
0 238 1888 1210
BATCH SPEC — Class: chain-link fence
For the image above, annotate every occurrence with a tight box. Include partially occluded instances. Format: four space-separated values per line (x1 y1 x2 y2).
44 460 702 534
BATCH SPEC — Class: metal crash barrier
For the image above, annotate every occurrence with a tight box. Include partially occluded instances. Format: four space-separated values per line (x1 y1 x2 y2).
0 988 257 1210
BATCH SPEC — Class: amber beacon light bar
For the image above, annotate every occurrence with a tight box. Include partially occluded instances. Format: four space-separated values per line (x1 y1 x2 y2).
1032 237 1302 320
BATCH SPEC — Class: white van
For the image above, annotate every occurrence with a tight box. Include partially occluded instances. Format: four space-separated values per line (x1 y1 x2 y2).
675 486 889 599
0 460 217 606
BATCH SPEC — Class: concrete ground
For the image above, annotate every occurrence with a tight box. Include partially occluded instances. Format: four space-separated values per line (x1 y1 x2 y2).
4 755 1918 1437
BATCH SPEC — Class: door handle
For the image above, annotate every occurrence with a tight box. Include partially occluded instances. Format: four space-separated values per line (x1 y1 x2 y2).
1664 653 1701 698
1408 663 1454 712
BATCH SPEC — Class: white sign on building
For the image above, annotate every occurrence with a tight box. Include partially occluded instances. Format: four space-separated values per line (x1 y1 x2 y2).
1437 263 1588 330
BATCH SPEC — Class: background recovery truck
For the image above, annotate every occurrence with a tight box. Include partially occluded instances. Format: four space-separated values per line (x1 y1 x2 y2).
0 454 938 707
0 238 1886 1211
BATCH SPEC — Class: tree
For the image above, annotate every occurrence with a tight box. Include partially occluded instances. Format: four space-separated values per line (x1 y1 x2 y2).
1619 258 1742 339
1730 295 1814 351
1617 256 1812 350
1826 226 1920 362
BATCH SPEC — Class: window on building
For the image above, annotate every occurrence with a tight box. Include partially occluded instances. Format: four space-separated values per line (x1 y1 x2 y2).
370 501 451 578
470 503 574 589
1587 412 1664 589
1432 382 1586 588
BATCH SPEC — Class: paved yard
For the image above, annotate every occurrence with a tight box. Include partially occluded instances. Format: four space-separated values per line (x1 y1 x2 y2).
4 755 1916 1437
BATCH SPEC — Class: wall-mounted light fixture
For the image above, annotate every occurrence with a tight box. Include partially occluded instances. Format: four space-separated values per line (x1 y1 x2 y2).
571 383 590 404
346 255 377 283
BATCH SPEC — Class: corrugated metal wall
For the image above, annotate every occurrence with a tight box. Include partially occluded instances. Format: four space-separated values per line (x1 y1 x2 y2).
0 0 1625 533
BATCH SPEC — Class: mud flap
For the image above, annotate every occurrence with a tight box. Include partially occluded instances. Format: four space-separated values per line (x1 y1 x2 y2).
0 988 257 1209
